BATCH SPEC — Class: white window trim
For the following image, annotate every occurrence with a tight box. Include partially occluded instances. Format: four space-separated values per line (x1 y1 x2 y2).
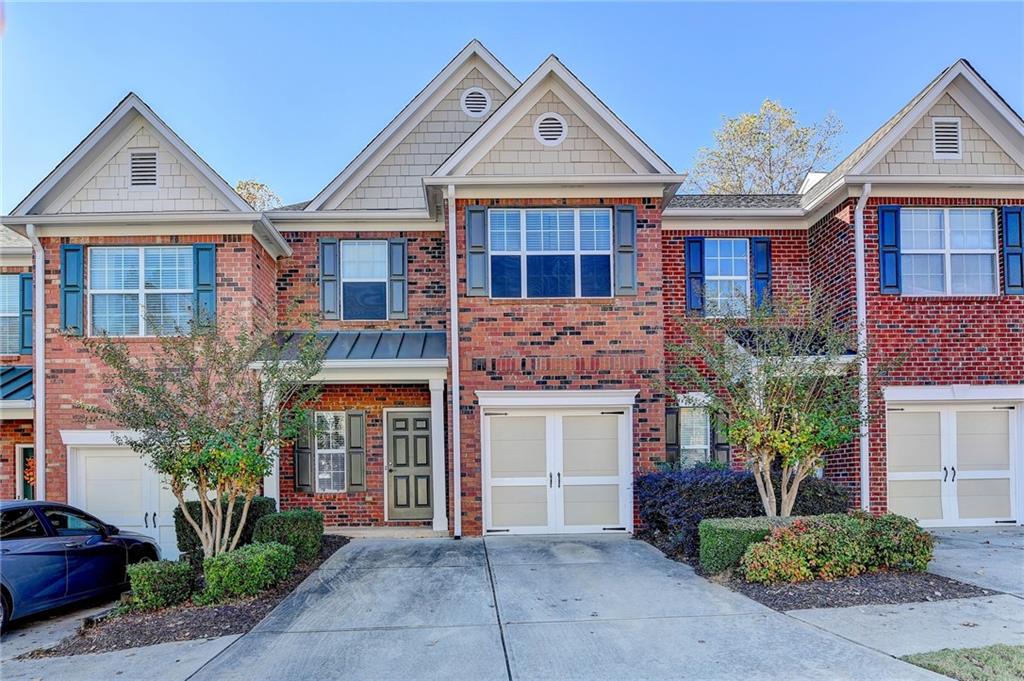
932 117 962 161
533 112 568 146
460 87 492 118
314 411 347 494
900 208 999 297
0 274 20 355
339 240 390 321
704 237 751 318
15 444 33 500
486 207 614 300
87 246 193 337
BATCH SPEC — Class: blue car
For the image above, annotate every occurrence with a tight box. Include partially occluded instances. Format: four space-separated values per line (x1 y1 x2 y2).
0 500 161 631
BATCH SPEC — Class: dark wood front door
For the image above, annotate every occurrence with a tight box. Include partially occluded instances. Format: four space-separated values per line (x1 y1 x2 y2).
387 412 432 520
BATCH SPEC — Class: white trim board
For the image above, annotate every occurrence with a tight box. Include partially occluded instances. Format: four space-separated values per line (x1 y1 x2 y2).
476 389 639 408
60 429 140 446
0 401 34 421
884 385 1024 403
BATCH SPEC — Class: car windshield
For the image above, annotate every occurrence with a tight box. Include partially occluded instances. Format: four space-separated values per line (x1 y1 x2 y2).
1 508 49 540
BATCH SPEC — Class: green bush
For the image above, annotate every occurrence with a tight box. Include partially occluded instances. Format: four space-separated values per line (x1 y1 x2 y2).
198 542 296 604
698 516 804 573
126 560 195 611
741 513 933 584
253 509 324 562
174 496 277 565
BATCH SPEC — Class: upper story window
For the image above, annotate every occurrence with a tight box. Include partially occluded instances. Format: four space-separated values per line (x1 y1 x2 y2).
89 246 193 336
704 238 750 317
900 208 998 296
0 275 19 354
341 241 388 320
315 412 346 493
488 208 612 299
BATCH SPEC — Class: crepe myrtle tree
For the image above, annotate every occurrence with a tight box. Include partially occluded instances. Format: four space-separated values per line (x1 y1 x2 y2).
668 297 867 517
79 319 325 558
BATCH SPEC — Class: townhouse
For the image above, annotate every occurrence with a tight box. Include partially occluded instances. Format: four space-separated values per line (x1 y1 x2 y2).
1 42 1021 556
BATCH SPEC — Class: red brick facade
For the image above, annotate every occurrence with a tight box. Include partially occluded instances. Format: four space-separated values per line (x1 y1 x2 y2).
0 419 33 499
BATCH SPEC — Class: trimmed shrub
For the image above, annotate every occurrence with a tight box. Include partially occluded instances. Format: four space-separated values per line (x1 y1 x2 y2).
126 560 195 611
741 513 933 584
253 509 324 562
174 496 277 565
698 516 803 573
636 467 849 557
198 542 296 604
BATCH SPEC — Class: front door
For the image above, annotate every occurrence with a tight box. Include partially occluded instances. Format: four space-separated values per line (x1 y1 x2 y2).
387 412 433 520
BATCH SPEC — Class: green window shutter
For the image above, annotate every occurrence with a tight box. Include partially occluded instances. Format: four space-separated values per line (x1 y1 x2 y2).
750 237 772 310
294 419 314 493
60 244 84 335
192 243 217 325
878 205 902 294
319 239 340 319
684 237 705 314
614 205 638 296
665 405 680 464
388 238 408 319
18 273 32 354
346 410 366 491
465 205 488 296
1002 206 1023 295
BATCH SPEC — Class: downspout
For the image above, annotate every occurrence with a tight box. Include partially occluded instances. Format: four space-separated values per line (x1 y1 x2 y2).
26 224 46 501
446 184 463 538
853 184 872 511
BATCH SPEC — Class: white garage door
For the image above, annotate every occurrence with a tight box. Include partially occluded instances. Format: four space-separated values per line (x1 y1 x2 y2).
483 410 632 534
887 403 1020 526
71 447 194 559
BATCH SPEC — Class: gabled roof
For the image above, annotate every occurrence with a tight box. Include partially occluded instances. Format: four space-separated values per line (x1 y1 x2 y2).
9 93 253 216
432 55 677 178
303 40 520 212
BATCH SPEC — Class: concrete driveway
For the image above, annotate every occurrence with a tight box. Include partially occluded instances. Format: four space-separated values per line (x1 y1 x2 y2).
190 535 939 681
928 526 1024 596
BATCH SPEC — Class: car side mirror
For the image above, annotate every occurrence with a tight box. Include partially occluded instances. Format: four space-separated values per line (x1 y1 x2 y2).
105 524 120 536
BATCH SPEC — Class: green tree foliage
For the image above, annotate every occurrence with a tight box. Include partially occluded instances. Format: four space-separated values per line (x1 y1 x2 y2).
686 100 843 194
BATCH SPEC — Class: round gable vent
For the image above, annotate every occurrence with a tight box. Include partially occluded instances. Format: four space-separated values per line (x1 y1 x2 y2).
461 87 491 118
533 112 567 146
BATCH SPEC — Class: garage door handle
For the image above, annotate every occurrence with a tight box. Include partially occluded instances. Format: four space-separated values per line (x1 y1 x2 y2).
144 513 148 528
557 472 561 488
951 467 956 482
549 473 553 488
943 466 948 482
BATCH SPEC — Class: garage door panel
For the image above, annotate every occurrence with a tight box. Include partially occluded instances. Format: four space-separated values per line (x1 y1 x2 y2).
956 411 1009 471
887 412 941 473
888 480 943 521
562 415 619 477
957 478 1011 519
563 484 619 526
491 486 548 527
490 416 547 478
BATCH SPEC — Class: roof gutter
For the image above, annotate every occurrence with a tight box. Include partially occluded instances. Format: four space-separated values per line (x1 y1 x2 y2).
26 223 46 501
446 183 463 539
853 183 872 512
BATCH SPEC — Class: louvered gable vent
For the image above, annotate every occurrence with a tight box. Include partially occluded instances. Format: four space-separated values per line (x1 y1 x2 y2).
461 88 491 117
130 150 158 186
534 113 567 146
932 118 961 159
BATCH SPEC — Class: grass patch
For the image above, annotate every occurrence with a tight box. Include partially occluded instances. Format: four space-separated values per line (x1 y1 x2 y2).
902 644 1024 681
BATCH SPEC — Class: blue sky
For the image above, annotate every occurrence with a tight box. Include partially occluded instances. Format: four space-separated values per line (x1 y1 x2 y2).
2 2 1021 210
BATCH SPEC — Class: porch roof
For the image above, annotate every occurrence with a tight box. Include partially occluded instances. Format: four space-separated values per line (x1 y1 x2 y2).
0 366 33 401
282 330 448 362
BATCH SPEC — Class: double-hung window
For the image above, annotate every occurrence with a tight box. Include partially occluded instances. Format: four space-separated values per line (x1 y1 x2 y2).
0 275 19 354
679 406 712 466
314 412 346 493
901 208 998 296
89 246 193 336
488 208 613 298
704 238 750 317
341 241 388 320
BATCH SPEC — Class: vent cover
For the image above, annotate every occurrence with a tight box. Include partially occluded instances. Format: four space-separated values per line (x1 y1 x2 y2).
130 151 158 186
460 87 491 118
932 118 961 159
534 112 567 146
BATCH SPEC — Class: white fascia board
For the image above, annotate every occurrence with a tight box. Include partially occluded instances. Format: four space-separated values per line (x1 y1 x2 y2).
304 44 520 212
0 250 33 267
424 174 687 187
434 55 675 178
884 384 1024 403
662 217 809 230
60 429 140 446
1 211 262 227
845 174 1024 187
312 362 448 384
0 401 34 421
476 389 639 408
254 215 292 258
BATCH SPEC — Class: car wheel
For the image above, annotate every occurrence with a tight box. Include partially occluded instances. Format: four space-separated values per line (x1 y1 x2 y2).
1 589 10 634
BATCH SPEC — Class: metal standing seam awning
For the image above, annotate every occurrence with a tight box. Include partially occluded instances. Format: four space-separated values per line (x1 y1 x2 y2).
0 366 34 420
279 330 449 383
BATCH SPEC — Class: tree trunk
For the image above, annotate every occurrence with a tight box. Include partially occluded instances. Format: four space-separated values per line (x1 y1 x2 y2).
751 455 777 516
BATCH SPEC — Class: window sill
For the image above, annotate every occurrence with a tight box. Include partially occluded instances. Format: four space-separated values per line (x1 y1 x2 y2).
484 297 616 305
895 294 1003 300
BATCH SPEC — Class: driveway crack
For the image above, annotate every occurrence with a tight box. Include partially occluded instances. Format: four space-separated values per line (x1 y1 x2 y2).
483 538 514 681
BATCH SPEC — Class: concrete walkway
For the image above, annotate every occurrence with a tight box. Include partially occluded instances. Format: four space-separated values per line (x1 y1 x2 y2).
190 535 939 681
928 527 1024 596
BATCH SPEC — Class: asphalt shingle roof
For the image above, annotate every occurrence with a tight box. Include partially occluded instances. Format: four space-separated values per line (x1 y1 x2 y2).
668 195 803 209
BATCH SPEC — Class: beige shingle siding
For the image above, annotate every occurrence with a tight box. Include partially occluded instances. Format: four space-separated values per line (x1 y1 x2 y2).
869 94 1023 176
337 69 506 210
468 90 632 176
57 117 229 214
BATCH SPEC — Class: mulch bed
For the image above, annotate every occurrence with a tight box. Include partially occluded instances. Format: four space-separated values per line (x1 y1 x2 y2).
21 534 349 659
640 533 996 611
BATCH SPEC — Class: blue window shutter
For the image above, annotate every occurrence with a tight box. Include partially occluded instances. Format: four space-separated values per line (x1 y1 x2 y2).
319 239 340 319
388 238 408 319
684 237 705 314
878 205 901 294
60 244 84 335
1002 206 1024 295
192 243 217 325
18 273 32 354
750 237 772 310
466 206 488 296
614 205 637 296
